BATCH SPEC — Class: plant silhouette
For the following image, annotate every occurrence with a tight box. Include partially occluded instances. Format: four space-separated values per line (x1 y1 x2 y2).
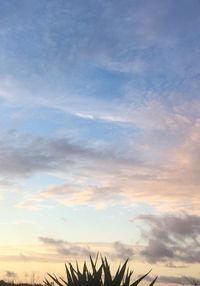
44 255 157 286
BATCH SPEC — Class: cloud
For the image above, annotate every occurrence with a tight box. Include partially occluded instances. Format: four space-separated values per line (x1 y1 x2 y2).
35 184 122 209
10 116 200 213
39 237 95 258
0 135 95 177
1 47 200 213
39 237 136 261
113 242 134 260
0 239 135 265
0 240 98 264
39 237 66 247
141 239 174 262
0 131 143 178
135 213 200 263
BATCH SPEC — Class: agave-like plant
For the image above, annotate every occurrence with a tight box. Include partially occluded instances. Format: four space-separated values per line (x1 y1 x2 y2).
44 255 157 286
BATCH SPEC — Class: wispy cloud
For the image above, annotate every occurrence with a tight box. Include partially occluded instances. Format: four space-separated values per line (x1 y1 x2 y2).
9 115 200 213
39 237 95 258
39 237 135 261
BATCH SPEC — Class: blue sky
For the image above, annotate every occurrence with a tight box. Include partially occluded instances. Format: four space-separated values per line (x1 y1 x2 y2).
0 0 200 285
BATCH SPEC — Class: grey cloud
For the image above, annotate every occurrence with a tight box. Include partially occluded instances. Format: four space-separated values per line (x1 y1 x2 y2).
39 236 95 258
135 214 200 263
57 245 94 257
0 133 141 178
39 237 138 261
113 241 134 260
141 239 174 262
0 135 89 176
137 214 200 239
39 237 66 247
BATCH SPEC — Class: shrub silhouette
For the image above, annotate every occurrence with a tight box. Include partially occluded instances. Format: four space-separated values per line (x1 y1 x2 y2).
44 255 157 286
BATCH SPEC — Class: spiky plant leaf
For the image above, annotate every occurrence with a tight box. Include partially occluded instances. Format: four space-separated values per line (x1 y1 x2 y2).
102 257 113 286
113 259 129 286
44 277 53 286
44 255 157 286
123 270 133 286
65 264 74 286
59 276 68 286
90 254 102 276
69 263 78 285
149 277 157 286
130 270 151 286
83 261 88 279
47 274 64 286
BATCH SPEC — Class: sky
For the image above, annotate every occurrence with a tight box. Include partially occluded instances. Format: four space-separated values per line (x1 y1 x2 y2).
0 0 200 285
